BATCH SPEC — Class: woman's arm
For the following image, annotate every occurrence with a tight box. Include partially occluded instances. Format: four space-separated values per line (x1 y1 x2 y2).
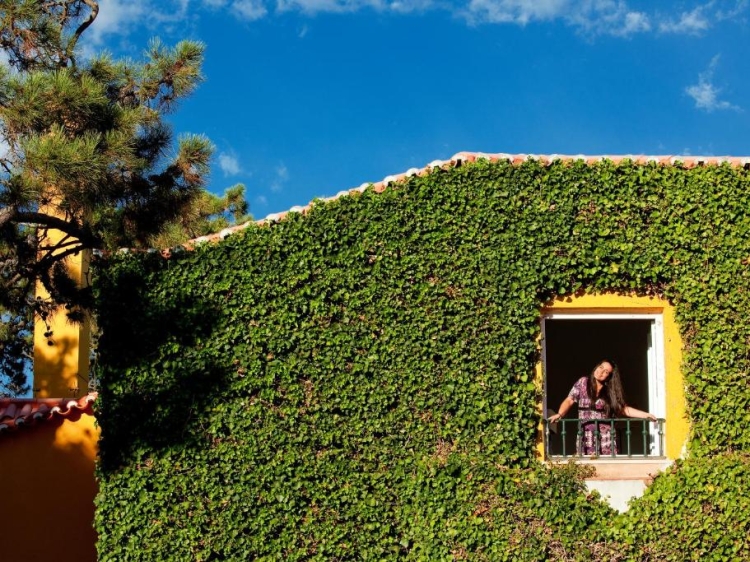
548 397 576 423
622 406 657 421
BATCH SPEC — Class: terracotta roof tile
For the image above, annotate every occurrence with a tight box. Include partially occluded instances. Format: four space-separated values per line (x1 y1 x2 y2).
243 151 750 227
0 393 97 435
103 152 749 257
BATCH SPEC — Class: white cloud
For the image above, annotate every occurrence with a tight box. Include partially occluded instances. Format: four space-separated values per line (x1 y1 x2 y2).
685 55 741 113
78 0 195 54
270 163 289 192
659 5 711 34
617 10 651 35
0 48 10 68
218 153 242 176
86 0 150 46
80 0 748 40
657 1 750 35
255 194 269 206
276 0 437 14
464 0 567 25
715 0 748 20
560 1 651 36
389 0 434 12
232 0 269 19
462 0 749 36
465 0 650 37
0 137 10 160
277 0 382 14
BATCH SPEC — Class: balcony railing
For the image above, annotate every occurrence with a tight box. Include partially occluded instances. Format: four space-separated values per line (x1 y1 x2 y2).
544 417 666 459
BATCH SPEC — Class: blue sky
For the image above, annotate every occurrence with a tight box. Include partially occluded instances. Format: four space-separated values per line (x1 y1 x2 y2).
88 0 750 217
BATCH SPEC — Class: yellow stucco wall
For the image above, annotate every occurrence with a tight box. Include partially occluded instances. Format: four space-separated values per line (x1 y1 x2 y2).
33 242 91 398
536 293 688 460
12 212 99 559
0 414 99 562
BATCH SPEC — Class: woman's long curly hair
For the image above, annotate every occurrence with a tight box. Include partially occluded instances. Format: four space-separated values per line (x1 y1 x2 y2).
587 359 626 417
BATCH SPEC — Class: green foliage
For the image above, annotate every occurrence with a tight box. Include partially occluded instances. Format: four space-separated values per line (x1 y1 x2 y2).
612 454 750 561
0 1 227 390
95 159 750 560
0 233 33 396
0 300 31 396
148 183 251 248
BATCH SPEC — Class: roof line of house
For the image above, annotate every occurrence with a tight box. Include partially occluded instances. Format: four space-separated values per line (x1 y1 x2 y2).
114 152 750 258
0 393 97 435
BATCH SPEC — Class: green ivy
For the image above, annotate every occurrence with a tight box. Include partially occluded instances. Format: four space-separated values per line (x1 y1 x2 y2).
94 159 750 560
612 454 750 561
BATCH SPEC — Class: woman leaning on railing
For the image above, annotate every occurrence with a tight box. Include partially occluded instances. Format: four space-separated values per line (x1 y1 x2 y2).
548 359 657 456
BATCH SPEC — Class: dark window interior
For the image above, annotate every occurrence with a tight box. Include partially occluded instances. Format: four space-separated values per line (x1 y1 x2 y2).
544 318 652 456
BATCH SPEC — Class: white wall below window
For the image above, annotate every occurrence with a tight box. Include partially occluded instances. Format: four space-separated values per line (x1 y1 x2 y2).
585 479 647 512
577 459 673 512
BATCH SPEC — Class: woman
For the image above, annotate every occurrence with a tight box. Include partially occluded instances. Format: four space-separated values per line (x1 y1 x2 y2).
548 360 657 456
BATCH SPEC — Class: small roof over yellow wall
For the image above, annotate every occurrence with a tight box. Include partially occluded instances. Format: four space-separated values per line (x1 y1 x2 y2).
0 393 96 435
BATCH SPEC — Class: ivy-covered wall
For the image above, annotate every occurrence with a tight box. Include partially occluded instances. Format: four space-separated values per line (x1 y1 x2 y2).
95 158 750 560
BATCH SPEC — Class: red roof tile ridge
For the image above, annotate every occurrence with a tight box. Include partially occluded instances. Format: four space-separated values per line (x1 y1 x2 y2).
110 152 749 257
0 392 97 434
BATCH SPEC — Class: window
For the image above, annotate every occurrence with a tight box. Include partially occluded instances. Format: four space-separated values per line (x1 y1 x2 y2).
537 294 688 462
543 314 665 458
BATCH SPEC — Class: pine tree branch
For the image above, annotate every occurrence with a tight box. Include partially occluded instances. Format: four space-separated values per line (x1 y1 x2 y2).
34 242 85 271
2 271 24 292
0 206 13 228
14 211 99 247
39 238 80 252
66 0 99 66
38 235 77 264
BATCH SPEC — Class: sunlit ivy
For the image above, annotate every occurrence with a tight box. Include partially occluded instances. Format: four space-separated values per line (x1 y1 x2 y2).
94 159 750 560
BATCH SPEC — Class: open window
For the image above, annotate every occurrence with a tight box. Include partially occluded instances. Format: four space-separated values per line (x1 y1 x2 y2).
538 294 688 508
542 312 668 459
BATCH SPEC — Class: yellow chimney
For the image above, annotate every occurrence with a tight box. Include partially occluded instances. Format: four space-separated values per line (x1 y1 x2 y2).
32 220 91 398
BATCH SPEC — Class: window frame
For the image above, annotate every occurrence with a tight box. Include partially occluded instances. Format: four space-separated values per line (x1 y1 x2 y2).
536 294 688 462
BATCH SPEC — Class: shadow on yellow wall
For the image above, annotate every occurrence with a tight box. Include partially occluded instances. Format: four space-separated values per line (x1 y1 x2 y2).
33 304 90 399
0 236 98 560
0 413 99 562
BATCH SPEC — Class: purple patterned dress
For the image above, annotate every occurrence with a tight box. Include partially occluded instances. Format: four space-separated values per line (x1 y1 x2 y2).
568 377 616 456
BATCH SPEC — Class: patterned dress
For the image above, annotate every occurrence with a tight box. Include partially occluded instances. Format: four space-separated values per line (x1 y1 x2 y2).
567 377 616 456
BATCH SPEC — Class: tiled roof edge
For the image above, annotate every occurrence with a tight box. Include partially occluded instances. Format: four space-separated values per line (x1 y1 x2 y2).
0 392 97 435
109 152 750 258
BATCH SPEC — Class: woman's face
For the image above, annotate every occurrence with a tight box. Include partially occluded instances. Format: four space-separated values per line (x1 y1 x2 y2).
593 362 614 384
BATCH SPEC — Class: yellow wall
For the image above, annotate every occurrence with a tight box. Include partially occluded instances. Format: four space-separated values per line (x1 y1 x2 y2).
16 210 98 559
0 414 99 562
33 227 91 398
537 293 688 460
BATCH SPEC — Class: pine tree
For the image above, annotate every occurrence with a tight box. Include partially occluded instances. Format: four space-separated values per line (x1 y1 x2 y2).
0 1 238 394
148 183 251 249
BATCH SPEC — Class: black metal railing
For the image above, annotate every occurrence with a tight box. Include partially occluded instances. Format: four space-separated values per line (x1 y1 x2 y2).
544 417 666 459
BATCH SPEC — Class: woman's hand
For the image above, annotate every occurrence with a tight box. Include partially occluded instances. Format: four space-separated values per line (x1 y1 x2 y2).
549 397 575 424
623 406 658 421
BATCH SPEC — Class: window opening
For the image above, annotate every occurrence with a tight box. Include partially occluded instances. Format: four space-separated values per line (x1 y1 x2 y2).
542 314 666 459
